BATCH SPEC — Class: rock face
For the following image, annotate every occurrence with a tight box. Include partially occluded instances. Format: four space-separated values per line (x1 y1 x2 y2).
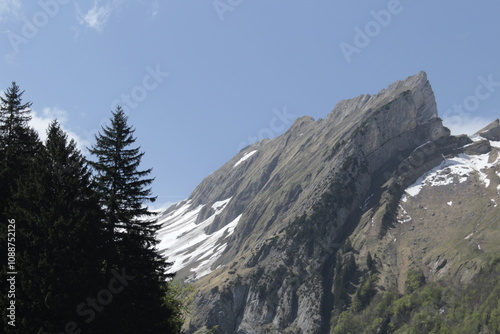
477 119 500 141
156 72 500 333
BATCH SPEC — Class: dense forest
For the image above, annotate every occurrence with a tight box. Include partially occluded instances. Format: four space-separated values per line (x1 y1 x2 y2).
0 82 184 334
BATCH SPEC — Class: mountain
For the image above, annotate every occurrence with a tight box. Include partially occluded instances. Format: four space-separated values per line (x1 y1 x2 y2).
156 72 500 333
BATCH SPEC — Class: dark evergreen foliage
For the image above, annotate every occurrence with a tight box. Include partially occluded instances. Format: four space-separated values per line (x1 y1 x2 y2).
1 85 184 333
89 106 180 333
366 252 374 272
0 82 40 161
0 82 41 227
88 107 157 237
4 121 105 333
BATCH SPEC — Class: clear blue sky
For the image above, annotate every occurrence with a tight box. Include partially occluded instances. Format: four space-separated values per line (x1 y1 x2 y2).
1 0 499 208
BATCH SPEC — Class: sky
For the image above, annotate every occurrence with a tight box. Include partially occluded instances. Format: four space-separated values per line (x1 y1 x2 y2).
1 0 499 208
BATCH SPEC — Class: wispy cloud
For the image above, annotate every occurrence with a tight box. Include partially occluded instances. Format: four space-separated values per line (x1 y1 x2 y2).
0 0 21 22
75 0 159 32
150 0 160 18
442 115 492 136
76 0 113 32
30 107 90 154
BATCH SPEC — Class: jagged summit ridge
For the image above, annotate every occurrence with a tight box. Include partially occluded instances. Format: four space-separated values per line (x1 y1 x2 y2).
326 71 437 126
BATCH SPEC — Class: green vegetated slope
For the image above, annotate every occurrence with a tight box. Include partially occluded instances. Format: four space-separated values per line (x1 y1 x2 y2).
330 141 500 333
331 256 500 334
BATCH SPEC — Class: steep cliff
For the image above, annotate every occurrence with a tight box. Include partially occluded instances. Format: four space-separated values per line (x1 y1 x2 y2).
156 72 500 333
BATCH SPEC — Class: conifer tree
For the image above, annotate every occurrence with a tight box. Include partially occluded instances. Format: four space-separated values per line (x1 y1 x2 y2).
0 82 41 215
89 107 181 333
89 107 157 239
4 121 105 333
0 82 39 160
0 83 41 332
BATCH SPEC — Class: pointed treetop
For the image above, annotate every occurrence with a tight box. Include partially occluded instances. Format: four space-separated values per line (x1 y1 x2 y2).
45 120 82 163
0 81 40 159
1 81 33 118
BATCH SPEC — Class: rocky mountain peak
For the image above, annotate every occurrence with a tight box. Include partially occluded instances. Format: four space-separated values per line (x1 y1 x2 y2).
477 118 500 141
387 71 438 124
326 71 437 128
289 115 315 130
158 72 499 334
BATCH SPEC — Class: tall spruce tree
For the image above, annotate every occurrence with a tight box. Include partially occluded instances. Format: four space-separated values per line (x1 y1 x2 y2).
89 107 157 240
4 121 106 333
0 82 40 160
89 107 181 333
0 83 42 332
0 82 41 218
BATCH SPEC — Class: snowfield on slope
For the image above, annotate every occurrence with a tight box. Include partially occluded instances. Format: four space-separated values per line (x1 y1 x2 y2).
404 150 499 198
156 198 241 280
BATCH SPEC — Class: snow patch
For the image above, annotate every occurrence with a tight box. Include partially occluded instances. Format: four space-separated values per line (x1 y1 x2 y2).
212 198 231 211
187 214 242 279
404 152 498 198
156 197 242 280
234 150 257 167
447 201 453 206
464 232 474 240
470 135 483 142
405 182 424 197
397 205 412 224
490 141 500 149
411 141 431 153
